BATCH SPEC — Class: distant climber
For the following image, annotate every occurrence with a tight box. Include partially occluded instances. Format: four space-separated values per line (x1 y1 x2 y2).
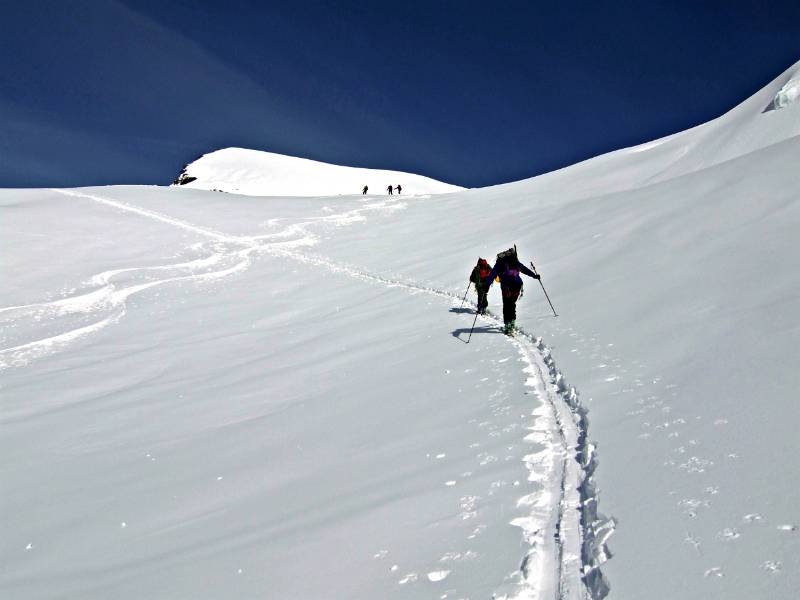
395 184 402 195
486 246 540 335
387 185 393 195
469 258 493 314
362 185 368 195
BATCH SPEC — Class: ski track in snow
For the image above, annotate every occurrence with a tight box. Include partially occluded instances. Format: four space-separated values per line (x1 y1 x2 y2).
0 189 400 369
270 249 614 600
1 189 613 599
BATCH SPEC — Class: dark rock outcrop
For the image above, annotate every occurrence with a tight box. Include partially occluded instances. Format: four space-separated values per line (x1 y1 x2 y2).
172 164 197 186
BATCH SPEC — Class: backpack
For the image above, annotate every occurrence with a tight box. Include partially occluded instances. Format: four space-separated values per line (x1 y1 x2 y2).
495 247 522 288
496 247 517 262
477 258 491 279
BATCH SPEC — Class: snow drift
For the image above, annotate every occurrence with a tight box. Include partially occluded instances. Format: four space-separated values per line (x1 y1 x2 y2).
172 147 464 197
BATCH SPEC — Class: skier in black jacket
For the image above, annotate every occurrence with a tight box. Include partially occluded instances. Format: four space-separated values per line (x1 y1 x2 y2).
486 247 539 334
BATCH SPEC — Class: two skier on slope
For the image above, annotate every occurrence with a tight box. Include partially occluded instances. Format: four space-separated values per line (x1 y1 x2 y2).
469 247 540 335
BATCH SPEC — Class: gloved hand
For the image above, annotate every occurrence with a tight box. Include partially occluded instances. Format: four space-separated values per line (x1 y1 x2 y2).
533 274 541 280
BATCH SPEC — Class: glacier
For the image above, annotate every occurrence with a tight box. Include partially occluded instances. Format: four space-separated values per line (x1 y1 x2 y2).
2 60 800 599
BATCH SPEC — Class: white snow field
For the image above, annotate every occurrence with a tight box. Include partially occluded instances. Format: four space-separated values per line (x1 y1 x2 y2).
2 59 800 600
173 147 465 197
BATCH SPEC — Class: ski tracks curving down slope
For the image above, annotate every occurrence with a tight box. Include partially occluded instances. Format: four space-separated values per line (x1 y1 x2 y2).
0 189 399 369
0 189 614 599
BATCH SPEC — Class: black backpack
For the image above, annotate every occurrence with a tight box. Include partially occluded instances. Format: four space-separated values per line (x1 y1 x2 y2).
495 246 523 293
496 246 517 262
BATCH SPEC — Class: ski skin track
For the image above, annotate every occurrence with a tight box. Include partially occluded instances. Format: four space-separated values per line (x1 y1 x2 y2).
272 249 614 600
4 189 614 598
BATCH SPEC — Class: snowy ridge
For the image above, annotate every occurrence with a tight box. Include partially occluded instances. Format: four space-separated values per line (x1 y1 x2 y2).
494 59 800 204
173 147 465 197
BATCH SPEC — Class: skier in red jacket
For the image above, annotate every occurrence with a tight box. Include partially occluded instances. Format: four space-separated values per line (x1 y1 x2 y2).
469 258 493 315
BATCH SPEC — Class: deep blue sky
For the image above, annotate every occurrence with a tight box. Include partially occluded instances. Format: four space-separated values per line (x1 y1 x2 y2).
1 1 798 188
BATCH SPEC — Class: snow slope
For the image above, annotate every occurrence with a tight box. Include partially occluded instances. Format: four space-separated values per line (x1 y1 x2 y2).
493 58 800 205
173 147 465 196
2 60 800 600
2 187 589 600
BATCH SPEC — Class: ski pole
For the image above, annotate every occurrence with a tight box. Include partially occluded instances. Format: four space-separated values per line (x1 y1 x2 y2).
459 281 471 308
530 262 558 317
466 309 480 343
